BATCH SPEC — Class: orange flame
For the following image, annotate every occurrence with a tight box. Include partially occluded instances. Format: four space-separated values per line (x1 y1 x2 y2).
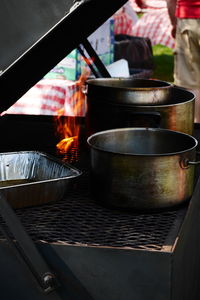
54 69 90 161
55 112 79 154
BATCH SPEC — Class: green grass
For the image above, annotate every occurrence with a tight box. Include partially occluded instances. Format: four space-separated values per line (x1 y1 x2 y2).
152 44 174 83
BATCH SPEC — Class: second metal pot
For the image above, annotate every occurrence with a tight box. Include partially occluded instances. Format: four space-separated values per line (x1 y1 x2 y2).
86 78 172 105
87 128 199 210
86 79 195 136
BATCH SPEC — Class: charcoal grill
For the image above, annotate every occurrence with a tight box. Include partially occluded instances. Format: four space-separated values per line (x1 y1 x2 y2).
0 1 200 299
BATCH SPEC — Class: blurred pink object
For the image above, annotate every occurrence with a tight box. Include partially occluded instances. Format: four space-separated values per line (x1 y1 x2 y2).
132 8 175 49
4 79 87 117
130 0 167 12
114 1 139 35
114 11 134 35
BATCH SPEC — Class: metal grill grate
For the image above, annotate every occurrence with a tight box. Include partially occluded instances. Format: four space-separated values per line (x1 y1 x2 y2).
56 146 80 164
12 167 187 252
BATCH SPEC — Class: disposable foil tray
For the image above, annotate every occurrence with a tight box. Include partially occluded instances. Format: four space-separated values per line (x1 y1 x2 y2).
0 151 81 208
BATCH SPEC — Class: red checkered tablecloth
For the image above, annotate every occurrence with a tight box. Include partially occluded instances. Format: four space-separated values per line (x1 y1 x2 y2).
114 0 175 49
132 8 175 49
4 79 87 117
114 12 134 36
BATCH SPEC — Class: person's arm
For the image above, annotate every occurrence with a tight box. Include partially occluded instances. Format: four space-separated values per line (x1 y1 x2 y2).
135 0 147 9
166 0 177 38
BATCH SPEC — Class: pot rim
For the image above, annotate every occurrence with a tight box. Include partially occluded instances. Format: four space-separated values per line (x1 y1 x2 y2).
87 128 198 157
89 96 195 108
86 80 195 107
86 78 172 91
111 95 195 108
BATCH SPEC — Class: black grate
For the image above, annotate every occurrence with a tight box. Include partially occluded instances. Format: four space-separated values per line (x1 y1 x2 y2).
12 167 187 252
0 116 195 252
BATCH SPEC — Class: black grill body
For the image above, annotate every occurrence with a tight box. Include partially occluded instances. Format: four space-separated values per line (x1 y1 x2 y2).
0 115 199 299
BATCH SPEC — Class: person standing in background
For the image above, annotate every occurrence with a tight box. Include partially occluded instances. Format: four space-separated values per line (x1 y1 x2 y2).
166 0 200 123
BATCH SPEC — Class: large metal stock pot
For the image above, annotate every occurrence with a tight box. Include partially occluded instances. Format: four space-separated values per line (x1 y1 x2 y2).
86 78 195 136
86 78 172 105
87 128 200 210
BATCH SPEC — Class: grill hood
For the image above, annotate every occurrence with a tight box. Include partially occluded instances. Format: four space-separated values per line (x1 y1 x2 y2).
0 0 127 113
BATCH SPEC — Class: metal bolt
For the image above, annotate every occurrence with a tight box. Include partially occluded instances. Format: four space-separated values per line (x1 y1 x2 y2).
43 273 55 288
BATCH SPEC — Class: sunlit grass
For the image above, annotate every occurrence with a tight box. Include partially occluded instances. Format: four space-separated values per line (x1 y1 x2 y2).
152 44 174 83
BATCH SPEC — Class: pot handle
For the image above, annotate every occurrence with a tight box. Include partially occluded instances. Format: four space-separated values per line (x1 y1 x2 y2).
120 111 161 128
81 83 88 94
181 152 200 168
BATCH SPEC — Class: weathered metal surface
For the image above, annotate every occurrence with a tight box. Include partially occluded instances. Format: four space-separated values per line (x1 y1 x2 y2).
172 176 200 300
86 78 172 105
0 0 73 71
86 85 195 135
0 239 172 300
0 193 57 294
87 128 197 209
0 151 81 208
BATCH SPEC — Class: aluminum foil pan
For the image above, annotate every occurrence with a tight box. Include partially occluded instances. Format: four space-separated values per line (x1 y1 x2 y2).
0 151 82 208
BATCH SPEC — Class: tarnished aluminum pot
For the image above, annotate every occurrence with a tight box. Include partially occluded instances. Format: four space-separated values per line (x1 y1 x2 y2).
86 78 172 105
87 128 200 210
86 79 195 136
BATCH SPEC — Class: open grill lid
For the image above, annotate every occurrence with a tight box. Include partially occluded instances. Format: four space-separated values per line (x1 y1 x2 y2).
0 0 127 113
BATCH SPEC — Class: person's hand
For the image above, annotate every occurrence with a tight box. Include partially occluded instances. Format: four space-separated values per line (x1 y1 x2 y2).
171 25 176 38
166 0 177 38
